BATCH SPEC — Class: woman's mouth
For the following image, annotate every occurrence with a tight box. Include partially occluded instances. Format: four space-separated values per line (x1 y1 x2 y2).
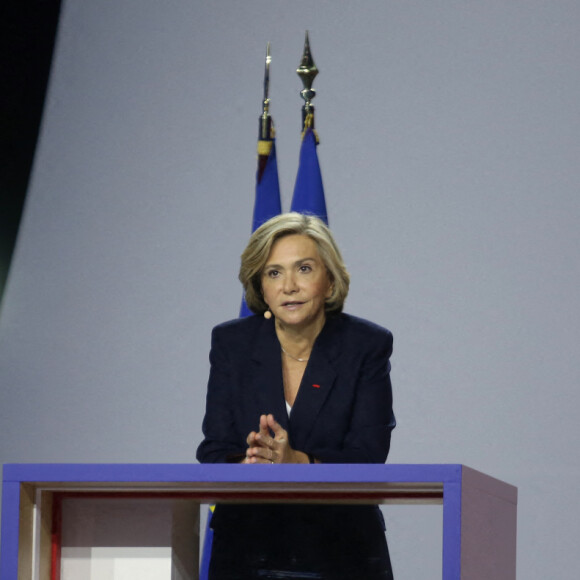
282 301 304 309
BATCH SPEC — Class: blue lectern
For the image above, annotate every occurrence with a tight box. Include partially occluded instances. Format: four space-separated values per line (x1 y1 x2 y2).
1 464 517 580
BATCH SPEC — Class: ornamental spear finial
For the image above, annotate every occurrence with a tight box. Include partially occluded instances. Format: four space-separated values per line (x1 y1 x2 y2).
259 42 273 141
296 31 319 131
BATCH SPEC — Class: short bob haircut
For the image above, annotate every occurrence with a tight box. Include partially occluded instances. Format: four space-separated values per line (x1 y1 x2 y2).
239 212 350 315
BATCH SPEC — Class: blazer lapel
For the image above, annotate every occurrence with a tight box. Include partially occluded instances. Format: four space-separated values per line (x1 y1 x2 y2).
289 316 342 450
249 318 289 430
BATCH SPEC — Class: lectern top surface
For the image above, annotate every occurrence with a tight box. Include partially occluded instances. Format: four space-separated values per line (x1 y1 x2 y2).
3 463 463 484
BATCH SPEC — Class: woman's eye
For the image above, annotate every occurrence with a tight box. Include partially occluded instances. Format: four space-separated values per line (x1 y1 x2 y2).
299 265 312 273
267 270 279 278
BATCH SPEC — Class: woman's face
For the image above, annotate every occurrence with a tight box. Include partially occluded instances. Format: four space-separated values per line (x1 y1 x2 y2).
261 234 332 332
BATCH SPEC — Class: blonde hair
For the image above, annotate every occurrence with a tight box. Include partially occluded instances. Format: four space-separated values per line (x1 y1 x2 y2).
239 213 350 314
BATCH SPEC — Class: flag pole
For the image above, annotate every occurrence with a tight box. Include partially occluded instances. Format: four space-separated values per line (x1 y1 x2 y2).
296 31 319 133
291 32 328 223
251 41 282 235
257 42 274 182
259 42 272 140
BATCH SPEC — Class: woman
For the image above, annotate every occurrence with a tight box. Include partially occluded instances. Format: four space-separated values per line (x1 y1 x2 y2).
197 213 395 579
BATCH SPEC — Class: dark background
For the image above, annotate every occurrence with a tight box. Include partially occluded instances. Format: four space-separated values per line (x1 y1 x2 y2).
0 0 61 299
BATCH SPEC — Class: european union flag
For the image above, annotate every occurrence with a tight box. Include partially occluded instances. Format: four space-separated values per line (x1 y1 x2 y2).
252 139 282 231
202 44 283 580
239 137 282 318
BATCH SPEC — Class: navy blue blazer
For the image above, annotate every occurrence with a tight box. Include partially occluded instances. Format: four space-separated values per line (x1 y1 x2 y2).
196 312 395 464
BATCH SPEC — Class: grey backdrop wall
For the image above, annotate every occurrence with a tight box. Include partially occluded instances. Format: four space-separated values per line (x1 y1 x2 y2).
1 1 579 578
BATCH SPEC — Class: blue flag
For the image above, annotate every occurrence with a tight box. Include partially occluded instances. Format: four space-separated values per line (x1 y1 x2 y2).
290 127 328 224
239 139 282 317
252 139 282 231
201 138 282 580
199 505 215 580
201 39 286 576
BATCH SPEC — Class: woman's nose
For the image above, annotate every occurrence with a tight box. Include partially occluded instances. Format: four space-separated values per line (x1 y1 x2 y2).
283 273 298 293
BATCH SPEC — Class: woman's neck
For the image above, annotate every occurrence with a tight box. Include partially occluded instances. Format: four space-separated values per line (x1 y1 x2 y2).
275 315 326 359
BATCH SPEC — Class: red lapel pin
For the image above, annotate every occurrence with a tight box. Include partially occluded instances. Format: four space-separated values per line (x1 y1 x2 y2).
312 384 321 389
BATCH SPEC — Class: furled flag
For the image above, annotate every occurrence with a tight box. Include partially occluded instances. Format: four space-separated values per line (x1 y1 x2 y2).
291 32 328 224
291 125 327 224
200 45 282 580
252 137 281 231
239 42 282 317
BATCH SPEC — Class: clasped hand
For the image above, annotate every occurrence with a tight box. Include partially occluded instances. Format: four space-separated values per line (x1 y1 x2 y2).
244 414 304 464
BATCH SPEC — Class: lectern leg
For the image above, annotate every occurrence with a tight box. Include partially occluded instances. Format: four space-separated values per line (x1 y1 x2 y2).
0 482 22 580
442 481 462 580
171 500 200 580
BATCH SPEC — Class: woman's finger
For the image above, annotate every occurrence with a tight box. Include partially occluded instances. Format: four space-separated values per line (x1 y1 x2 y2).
246 431 257 447
255 432 276 448
267 414 288 442
246 446 276 463
259 414 270 436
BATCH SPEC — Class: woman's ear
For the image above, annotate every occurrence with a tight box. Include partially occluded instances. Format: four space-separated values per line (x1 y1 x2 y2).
326 282 334 299
325 269 334 299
